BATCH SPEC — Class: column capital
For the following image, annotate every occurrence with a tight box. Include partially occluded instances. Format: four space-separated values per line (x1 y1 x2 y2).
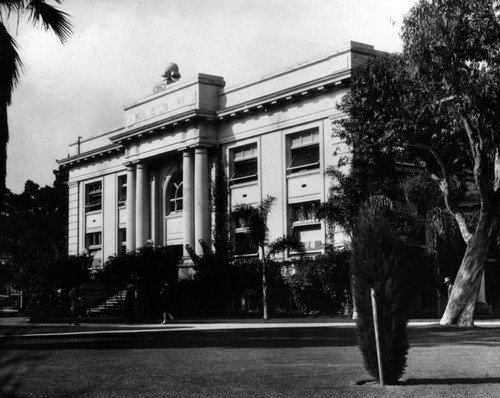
182 150 194 158
194 147 208 155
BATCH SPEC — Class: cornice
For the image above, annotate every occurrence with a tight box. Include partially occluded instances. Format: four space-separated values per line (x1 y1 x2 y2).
217 72 351 120
58 143 124 167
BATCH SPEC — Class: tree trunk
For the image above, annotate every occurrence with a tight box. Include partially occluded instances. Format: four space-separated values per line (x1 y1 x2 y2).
0 103 8 205
262 247 268 320
440 211 499 326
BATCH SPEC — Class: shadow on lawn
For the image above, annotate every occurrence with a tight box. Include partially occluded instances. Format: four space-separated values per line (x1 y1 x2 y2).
0 338 95 397
0 327 358 350
408 326 500 347
405 377 500 385
3 324 500 352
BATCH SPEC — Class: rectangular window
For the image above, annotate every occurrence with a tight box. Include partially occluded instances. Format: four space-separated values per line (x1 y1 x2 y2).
293 225 322 252
234 232 259 256
118 175 127 207
85 182 102 212
118 228 127 254
86 232 102 249
230 144 258 184
287 129 320 173
291 201 320 224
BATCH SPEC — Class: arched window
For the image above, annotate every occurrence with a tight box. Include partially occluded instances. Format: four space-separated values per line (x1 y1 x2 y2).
169 179 183 213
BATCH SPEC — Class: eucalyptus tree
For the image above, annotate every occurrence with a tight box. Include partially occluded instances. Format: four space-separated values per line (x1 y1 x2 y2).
0 0 72 202
337 0 500 326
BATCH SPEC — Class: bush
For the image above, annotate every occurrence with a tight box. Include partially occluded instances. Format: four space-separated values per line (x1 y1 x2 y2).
352 197 413 385
282 247 352 316
95 246 180 317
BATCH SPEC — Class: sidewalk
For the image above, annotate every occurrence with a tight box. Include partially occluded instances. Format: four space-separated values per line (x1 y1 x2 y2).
2 315 500 338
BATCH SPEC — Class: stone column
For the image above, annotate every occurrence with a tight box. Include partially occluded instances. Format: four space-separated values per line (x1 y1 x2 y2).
194 147 210 255
126 165 136 252
150 171 157 246
183 150 195 257
135 163 149 249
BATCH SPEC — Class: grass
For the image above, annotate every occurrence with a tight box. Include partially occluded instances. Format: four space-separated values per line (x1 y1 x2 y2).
1 324 500 397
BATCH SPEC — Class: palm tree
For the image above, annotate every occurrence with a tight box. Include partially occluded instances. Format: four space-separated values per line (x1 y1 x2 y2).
232 196 305 319
0 0 72 203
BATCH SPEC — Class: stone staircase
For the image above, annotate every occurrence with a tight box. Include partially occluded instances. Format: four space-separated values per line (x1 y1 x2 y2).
85 289 127 317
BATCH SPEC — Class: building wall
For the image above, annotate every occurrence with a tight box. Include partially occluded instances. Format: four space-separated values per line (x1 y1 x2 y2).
59 41 378 268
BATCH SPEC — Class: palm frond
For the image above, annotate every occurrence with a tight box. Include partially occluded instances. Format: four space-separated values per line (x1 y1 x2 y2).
268 235 305 258
0 0 24 12
258 195 276 219
0 21 23 105
26 0 72 43
231 203 256 224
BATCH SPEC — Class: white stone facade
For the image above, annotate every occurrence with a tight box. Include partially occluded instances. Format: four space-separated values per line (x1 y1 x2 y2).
58 41 381 273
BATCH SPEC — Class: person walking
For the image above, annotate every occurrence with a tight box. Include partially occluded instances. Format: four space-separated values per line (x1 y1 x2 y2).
68 286 82 325
124 284 136 324
160 283 175 324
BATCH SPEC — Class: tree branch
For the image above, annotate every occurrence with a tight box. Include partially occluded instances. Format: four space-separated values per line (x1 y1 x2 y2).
410 142 473 243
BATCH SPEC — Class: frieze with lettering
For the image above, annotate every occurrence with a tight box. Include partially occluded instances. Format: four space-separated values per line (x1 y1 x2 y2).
126 89 197 127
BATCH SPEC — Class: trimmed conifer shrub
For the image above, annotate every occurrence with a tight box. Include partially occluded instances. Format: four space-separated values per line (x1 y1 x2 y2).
352 196 412 385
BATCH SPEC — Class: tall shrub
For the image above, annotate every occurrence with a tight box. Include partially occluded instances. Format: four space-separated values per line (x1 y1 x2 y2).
352 196 413 385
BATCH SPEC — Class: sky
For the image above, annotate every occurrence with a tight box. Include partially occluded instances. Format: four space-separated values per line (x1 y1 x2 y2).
6 0 417 193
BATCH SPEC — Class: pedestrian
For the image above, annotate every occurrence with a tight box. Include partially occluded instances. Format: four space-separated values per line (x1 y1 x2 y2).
68 286 82 325
124 284 136 324
160 283 175 324
444 277 453 300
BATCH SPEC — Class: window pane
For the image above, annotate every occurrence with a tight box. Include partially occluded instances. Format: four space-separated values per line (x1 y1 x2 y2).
231 159 258 181
295 225 322 251
168 178 183 213
234 233 258 255
288 145 319 170
118 175 127 205
85 182 102 212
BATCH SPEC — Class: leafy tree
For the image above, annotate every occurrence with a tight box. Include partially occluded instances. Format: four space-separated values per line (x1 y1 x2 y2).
0 168 68 262
0 169 69 307
232 196 304 319
0 0 72 203
337 0 500 326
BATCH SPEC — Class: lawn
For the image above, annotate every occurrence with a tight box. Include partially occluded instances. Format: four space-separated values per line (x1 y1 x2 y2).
1 324 500 397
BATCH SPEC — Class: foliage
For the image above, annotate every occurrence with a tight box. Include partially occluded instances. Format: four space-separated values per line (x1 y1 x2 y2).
230 258 291 315
0 170 69 304
337 0 500 325
0 1 72 202
211 146 232 259
232 196 276 249
282 246 352 315
0 169 68 260
95 246 180 317
0 254 88 310
231 196 305 319
185 240 236 314
351 197 423 384
318 161 400 239
182 152 235 314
